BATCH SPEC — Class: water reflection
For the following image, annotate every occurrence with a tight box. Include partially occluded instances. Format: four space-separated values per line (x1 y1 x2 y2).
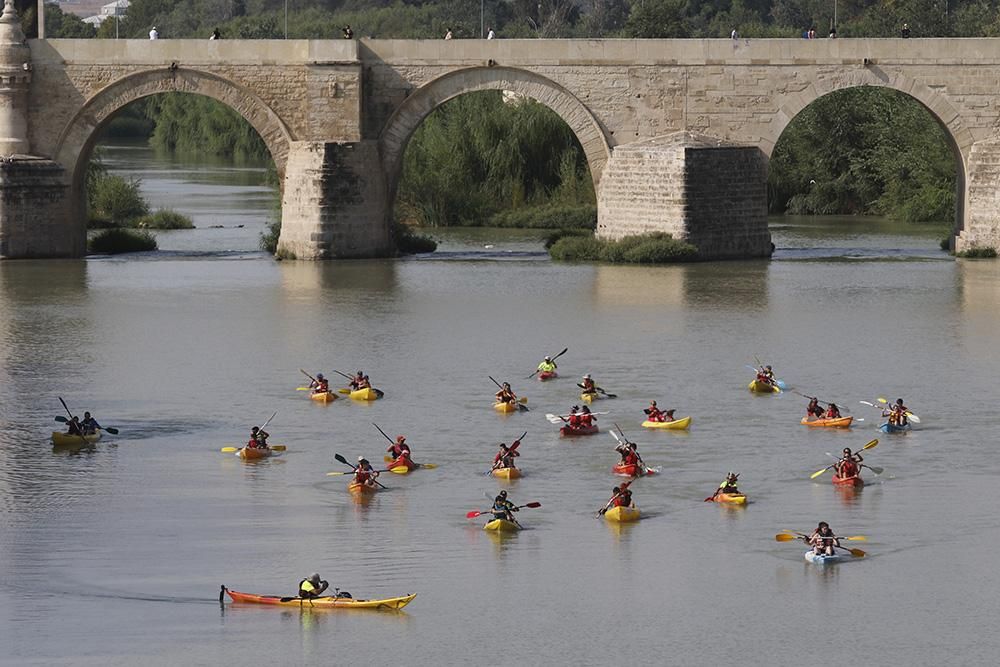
681 260 770 309
591 264 686 307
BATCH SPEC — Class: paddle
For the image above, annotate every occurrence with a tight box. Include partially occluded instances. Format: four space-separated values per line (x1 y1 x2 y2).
221 445 286 453
773 533 867 557
704 474 739 502
486 433 525 474
875 397 920 423
746 364 786 390
576 382 617 399
546 411 609 424
334 452 387 489
824 452 884 476
57 397 90 445
466 501 540 519
299 368 318 384
778 530 868 542
810 439 878 478
597 480 633 517
334 369 384 398
526 347 568 379
371 423 437 469
53 415 119 435
489 376 529 411
326 469 390 476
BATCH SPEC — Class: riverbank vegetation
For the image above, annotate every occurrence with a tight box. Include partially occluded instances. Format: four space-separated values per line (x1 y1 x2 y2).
547 231 698 263
89 228 158 254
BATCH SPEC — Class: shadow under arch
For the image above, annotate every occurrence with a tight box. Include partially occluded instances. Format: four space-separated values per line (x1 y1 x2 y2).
53 68 293 251
765 72 969 236
378 66 612 201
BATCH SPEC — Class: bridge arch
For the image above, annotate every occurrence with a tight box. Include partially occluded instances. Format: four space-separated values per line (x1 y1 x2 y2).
54 68 293 243
378 66 612 199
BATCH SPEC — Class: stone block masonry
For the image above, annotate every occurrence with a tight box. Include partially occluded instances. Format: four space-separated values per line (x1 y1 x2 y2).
0 157 71 258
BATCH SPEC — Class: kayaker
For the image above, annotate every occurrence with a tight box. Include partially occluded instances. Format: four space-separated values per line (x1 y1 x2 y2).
892 398 909 426
247 426 269 449
537 356 557 374
80 411 102 434
835 447 862 477
662 409 676 423
66 416 84 436
565 406 582 427
757 365 776 385
387 435 410 459
805 522 840 556
806 397 824 419
491 490 519 522
298 573 329 599
354 457 379 487
644 401 664 422
709 472 740 500
579 374 597 396
825 403 842 419
495 382 517 405
612 482 634 507
578 406 596 428
349 371 364 390
310 373 329 394
358 375 372 390
493 442 519 470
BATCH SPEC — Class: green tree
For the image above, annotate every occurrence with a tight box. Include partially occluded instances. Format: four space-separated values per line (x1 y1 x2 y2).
623 0 689 37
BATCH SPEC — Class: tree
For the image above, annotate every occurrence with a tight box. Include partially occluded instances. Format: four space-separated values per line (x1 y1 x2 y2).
623 0 689 37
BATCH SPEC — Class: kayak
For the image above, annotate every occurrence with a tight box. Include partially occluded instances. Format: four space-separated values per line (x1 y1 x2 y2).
580 392 600 403
748 380 780 393
879 422 910 433
492 467 521 480
493 401 518 413
386 457 415 473
310 391 337 403
350 387 380 401
712 492 747 505
238 446 272 460
800 416 853 428
348 481 378 495
804 550 842 565
642 416 692 430
538 371 558 381
560 424 598 436
483 518 521 532
604 505 640 523
51 430 102 446
832 473 864 488
612 463 656 477
224 588 416 610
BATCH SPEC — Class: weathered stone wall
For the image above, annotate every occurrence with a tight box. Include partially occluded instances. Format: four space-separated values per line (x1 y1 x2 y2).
0 157 72 258
596 132 770 259
962 136 1000 252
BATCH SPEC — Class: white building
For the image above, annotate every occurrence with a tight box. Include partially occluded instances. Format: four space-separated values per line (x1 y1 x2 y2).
82 0 129 25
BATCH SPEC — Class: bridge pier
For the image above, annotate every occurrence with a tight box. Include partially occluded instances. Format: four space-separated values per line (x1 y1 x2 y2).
277 141 392 260
596 133 772 259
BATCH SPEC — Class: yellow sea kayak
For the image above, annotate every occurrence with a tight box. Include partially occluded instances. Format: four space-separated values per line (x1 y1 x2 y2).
493 401 518 413
224 588 416 610
581 392 599 403
800 416 853 428
310 391 337 403
713 492 747 505
238 446 272 460
748 380 780 394
348 481 378 495
492 467 521 479
483 518 521 532
604 505 640 523
350 387 380 401
51 430 102 446
642 416 692 430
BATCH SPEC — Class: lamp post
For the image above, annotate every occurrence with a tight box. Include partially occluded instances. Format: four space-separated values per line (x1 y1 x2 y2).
480 0 484 38
37 0 45 38
284 0 288 39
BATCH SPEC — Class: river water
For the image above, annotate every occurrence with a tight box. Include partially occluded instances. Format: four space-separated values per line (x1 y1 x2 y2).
2 143 998 665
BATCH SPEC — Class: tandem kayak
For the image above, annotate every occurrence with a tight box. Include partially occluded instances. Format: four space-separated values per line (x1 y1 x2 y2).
832 473 864 488
804 550 842 565
800 416 853 428
612 463 656 477
538 371 558 381
310 391 337 403
223 587 416 610
712 492 747 505
51 430 102 446
748 380 781 393
238 446 272 460
560 424 598 437
492 467 521 480
879 422 910 433
604 505 640 523
348 481 378 495
483 518 521 532
493 401 519 413
642 416 692 430
350 387 380 401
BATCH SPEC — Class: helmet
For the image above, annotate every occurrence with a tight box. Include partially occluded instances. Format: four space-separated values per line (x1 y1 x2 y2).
498 490 507 498
612 486 620 493
308 573 320 583
251 426 259 432
544 356 551 362
582 406 591 413
317 373 324 379
650 401 657 406
843 448 851 454
765 365 772 371
357 456 365 462
583 374 591 380
896 398 904 405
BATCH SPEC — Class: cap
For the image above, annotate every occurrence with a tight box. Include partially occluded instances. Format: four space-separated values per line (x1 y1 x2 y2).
357 456 364 462
309 573 320 583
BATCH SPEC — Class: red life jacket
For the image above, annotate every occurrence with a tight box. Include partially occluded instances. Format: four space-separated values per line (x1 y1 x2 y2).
624 451 639 467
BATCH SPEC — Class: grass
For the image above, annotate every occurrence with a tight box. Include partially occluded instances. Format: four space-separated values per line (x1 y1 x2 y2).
136 209 194 229
548 232 698 264
955 246 997 258
89 228 157 254
487 204 597 230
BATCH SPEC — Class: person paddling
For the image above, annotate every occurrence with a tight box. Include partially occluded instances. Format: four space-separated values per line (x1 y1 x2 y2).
354 457 379 487
579 374 597 397
805 522 840 556
310 373 329 394
564 405 582 427
349 371 364 390
891 398 909 426
298 573 329 599
835 447 862 478
644 401 665 422
247 426 270 450
387 435 410 459
491 490 519 524
806 397 824 419
578 405 596 428
495 382 518 406
600 481 634 515
757 365 776 386
709 472 741 500
537 356 557 374
492 442 520 471
825 403 842 419
65 415 84 436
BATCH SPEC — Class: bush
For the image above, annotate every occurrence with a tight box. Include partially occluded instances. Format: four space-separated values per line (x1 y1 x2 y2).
136 209 194 229
88 174 149 227
88 229 157 254
488 204 597 230
259 220 281 254
394 224 437 254
548 232 698 264
940 237 951 251
544 228 593 249
955 246 998 258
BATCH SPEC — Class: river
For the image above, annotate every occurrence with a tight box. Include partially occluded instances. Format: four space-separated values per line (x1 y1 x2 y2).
2 142 998 665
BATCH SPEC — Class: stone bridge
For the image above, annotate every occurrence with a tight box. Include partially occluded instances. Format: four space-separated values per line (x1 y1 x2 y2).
3 3 1000 258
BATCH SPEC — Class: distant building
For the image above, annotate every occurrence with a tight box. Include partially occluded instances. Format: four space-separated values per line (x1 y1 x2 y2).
81 0 129 25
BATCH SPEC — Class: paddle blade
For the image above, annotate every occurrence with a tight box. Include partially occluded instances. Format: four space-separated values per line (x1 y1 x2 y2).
418 463 437 469
221 447 238 453
296 387 311 391
849 548 867 558
907 413 921 424
522 502 541 509
810 467 830 479
553 347 568 359
335 453 349 465
325 471 349 476
270 445 286 452
466 510 484 519
867 466 884 475
862 438 879 450
844 536 868 542
518 397 528 404
54 416 68 423
775 533 799 542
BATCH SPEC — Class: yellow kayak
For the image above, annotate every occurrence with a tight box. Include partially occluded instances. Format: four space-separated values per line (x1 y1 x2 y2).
348 481 378 495
483 518 521 532
492 467 521 479
604 505 640 523
224 588 416 610
581 392 599 403
51 430 102 446
713 492 747 505
350 387 380 401
310 391 337 403
493 401 518 413
748 379 780 394
642 416 692 430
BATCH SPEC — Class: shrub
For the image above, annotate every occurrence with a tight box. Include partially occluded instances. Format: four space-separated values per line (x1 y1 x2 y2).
88 228 157 254
136 209 194 229
259 219 281 254
488 204 597 230
88 174 149 227
940 237 951 251
395 224 437 254
549 232 698 264
544 228 593 249
955 246 998 258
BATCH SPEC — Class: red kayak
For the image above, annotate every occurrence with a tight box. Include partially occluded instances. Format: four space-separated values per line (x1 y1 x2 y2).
386 456 416 471
832 473 864 487
612 463 656 477
538 371 558 381
560 424 598 437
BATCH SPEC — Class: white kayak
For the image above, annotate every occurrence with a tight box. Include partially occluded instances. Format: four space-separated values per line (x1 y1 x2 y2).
804 550 842 565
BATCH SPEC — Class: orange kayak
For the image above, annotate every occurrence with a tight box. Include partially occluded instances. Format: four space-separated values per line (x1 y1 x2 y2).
492 467 521 479
712 492 747 505
832 473 863 487
800 416 853 428
223 587 415 610
348 481 378 495
238 446 272 460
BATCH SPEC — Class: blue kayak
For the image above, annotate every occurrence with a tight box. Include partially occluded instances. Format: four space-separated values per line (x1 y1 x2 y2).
879 422 910 433
804 550 842 565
